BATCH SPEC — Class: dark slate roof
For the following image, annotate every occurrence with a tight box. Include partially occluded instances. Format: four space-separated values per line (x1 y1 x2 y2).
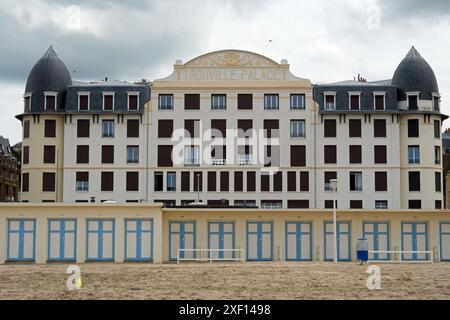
25 46 72 95
392 47 439 100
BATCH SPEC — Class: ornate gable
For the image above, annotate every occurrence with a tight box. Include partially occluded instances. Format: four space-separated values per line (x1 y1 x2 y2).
184 50 280 68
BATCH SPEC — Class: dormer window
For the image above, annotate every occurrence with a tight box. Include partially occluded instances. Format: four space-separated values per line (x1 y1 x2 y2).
128 92 139 110
433 94 441 111
373 92 386 110
349 92 361 110
24 94 31 112
324 93 336 110
407 92 419 110
44 92 57 111
78 92 90 111
103 92 114 110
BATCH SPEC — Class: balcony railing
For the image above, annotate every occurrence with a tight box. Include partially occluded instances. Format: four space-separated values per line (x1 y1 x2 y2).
211 159 226 166
238 155 253 166
325 103 335 110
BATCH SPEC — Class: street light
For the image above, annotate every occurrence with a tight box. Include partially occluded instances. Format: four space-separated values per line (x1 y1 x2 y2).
330 179 338 264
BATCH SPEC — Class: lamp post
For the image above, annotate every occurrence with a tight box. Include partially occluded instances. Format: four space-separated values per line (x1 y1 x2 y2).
330 179 338 264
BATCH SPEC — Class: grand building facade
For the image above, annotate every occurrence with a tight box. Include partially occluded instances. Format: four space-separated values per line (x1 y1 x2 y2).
17 47 447 210
0 136 20 202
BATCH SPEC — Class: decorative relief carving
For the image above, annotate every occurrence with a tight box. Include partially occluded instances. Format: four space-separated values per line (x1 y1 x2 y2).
185 50 278 68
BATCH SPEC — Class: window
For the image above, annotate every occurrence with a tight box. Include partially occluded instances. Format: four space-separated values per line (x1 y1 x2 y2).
78 94 89 110
184 119 200 138
374 95 385 110
126 172 139 192
408 119 419 137
103 93 114 110
42 172 56 192
435 146 441 165
181 172 190 192
220 172 229 191
434 120 441 139
127 119 140 138
324 119 336 138
127 146 139 164
290 120 306 138
44 120 56 138
184 145 200 166
408 146 420 164
76 172 89 192
159 94 174 110
375 172 387 192
211 94 226 110
349 145 362 164
102 120 115 138
45 94 56 110
374 146 387 164
325 200 337 209
374 119 386 138
211 119 227 138
291 146 306 167
22 173 29 192
193 172 203 191
324 145 337 164
324 172 337 192
435 200 442 209
375 200 388 210
350 172 362 192
264 120 279 138
434 96 440 111
158 145 173 167
77 119 90 138
261 200 282 209
43 145 55 164
247 171 256 192
287 172 296 192
211 145 226 163
349 119 361 137
101 172 114 192
350 94 360 110
207 172 216 192
288 200 309 209
76 145 89 164
154 172 163 191
185 94 200 110
24 95 31 111
408 172 421 192
291 94 305 110
158 120 173 138
273 171 283 192
234 200 256 207
128 93 139 110
300 172 309 192
101 146 114 164
238 94 253 110
408 95 418 110
408 200 421 209
264 94 279 110
238 119 253 138
350 200 363 209
435 172 442 192
325 95 335 110
23 146 29 164
167 172 176 191
23 120 30 139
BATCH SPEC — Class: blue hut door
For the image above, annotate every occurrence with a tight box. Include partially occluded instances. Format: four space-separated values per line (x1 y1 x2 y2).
286 222 312 261
48 219 76 261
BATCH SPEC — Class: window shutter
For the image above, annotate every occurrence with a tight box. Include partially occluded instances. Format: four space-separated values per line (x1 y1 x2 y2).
128 95 138 110
291 145 306 167
211 119 227 138
79 95 89 110
77 119 90 138
375 95 384 110
207 172 216 192
42 172 56 192
23 120 30 138
408 172 421 192
126 172 139 191
76 172 89 182
44 120 56 138
349 119 361 137
264 120 279 138
300 172 309 192
234 172 243 192
273 171 283 192
184 94 200 110
76 145 89 164
23 146 29 164
158 120 173 138
374 119 386 137
104 95 113 110
237 94 253 110
287 200 309 209
435 172 442 192
101 146 114 164
43 145 56 164
101 172 114 191
261 174 270 192
325 172 337 184
408 119 419 138
46 96 55 110
374 146 387 164
127 119 140 138
220 172 229 192
324 119 336 137
247 171 256 192
22 173 29 192
158 145 173 167
185 120 200 138
350 200 363 209
193 172 203 192
408 200 421 209
349 145 362 164
350 95 359 110
287 172 297 192
375 172 387 191
324 145 337 164
181 172 190 191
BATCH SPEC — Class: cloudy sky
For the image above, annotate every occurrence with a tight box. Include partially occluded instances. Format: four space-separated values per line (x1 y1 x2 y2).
1 0 450 144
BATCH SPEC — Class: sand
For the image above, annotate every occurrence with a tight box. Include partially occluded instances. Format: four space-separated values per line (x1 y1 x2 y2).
0 262 449 300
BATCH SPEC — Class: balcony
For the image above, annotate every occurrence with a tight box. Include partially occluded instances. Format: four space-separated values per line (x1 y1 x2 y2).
238 154 253 166
211 159 226 166
325 103 335 110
